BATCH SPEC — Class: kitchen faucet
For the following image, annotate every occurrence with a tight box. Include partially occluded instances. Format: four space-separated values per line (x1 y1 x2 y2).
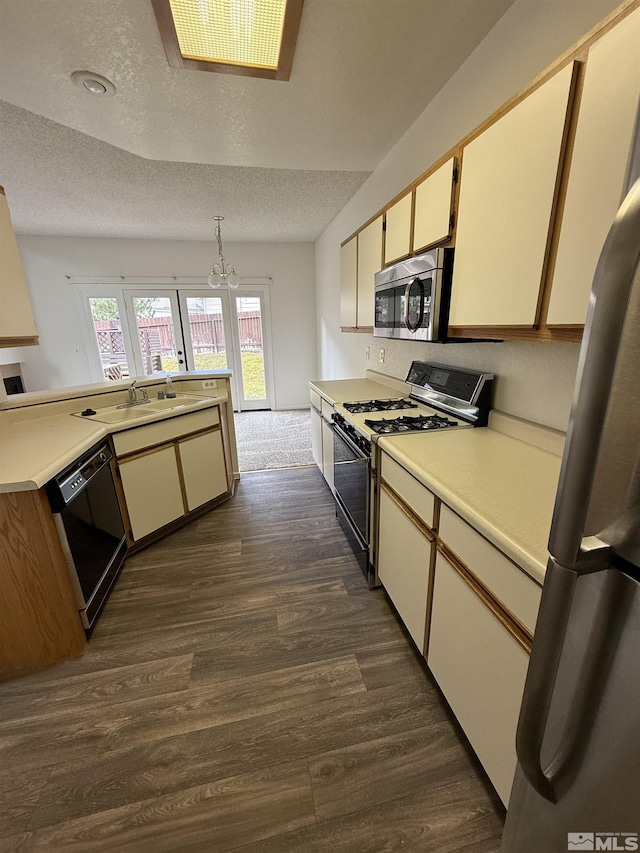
119 381 149 408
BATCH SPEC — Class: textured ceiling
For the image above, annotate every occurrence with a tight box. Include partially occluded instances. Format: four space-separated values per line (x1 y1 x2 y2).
0 0 516 240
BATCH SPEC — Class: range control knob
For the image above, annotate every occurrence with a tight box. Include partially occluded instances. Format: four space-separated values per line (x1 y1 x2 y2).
81 408 97 416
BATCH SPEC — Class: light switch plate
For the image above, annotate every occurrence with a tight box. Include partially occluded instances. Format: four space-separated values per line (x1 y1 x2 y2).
201 379 218 389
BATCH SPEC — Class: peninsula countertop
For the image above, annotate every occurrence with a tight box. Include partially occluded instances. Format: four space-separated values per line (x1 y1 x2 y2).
0 372 232 493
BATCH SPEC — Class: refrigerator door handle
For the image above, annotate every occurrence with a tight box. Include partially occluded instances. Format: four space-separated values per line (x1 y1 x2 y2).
516 539 610 803
548 178 640 568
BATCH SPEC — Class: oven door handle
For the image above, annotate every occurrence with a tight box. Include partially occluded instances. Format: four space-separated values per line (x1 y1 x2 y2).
332 422 369 459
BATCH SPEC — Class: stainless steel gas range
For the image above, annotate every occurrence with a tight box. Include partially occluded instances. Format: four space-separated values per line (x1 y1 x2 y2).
331 362 493 588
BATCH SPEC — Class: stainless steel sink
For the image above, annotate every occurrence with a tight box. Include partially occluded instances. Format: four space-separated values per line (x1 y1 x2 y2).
72 394 209 424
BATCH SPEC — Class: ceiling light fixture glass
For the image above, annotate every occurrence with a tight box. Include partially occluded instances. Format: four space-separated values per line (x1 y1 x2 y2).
151 0 304 81
208 216 239 289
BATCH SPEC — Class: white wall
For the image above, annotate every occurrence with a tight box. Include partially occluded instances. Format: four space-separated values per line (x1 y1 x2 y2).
314 0 622 432
16 236 316 409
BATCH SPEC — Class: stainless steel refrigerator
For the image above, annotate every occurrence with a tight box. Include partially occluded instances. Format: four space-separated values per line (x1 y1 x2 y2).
501 177 640 853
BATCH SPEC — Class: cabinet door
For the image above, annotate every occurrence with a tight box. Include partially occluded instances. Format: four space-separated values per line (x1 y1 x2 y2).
178 429 228 512
310 403 322 469
384 192 412 264
119 447 185 540
449 62 575 327
339 236 358 328
0 188 38 346
357 216 384 327
377 486 432 652
548 8 640 326
413 157 456 253
428 551 530 805
321 418 334 491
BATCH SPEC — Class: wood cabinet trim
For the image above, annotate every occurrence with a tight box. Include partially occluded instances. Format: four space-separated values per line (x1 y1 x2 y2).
380 480 435 542
0 336 39 348
340 326 373 334
447 325 582 343
437 542 533 655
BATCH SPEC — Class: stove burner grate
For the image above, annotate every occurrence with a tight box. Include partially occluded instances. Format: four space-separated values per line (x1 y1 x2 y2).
343 398 418 414
364 414 458 434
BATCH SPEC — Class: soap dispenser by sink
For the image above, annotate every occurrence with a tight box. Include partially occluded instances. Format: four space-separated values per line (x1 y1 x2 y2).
165 376 176 398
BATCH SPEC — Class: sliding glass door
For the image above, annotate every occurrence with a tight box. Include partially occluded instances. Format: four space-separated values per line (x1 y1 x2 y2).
123 291 186 378
80 283 273 411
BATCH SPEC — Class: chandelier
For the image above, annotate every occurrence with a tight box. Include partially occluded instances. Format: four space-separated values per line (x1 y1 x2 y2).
208 216 239 289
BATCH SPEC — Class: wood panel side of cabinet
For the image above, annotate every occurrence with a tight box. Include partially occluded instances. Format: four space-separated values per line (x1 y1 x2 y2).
0 489 86 679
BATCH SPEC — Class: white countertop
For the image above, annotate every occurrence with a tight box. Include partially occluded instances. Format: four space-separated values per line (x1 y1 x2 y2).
378 421 563 584
0 372 231 493
309 377 406 404
309 375 562 584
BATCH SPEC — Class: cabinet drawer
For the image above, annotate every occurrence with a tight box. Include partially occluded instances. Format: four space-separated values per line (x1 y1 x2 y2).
439 505 541 633
428 550 529 805
380 453 436 529
113 407 220 456
321 398 333 421
310 389 322 412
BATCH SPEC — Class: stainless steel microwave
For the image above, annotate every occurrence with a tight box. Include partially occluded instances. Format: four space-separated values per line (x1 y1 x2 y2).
373 248 454 341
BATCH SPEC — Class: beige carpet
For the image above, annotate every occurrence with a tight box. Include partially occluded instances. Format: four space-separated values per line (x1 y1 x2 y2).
233 409 315 472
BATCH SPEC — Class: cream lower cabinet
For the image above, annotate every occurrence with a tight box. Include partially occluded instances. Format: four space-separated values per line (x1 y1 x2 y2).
428 550 530 806
118 446 185 541
179 428 228 512
428 505 542 806
310 387 334 491
321 418 334 491
377 452 437 652
114 406 230 542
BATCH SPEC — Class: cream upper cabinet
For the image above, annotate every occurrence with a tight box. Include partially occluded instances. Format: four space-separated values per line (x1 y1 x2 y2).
413 157 456 253
357 215 384 328
449 62 576 327
339 236 358 328
0 187 38 347
547 9 640 326
384 192 412 265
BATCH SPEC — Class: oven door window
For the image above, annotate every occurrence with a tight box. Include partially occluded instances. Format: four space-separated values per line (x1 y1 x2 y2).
333 433 369 544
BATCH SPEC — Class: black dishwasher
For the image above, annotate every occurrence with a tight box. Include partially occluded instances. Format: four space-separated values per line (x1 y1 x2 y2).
47 441 127 630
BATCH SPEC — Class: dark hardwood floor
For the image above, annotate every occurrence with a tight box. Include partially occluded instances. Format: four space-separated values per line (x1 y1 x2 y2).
0 467 505 852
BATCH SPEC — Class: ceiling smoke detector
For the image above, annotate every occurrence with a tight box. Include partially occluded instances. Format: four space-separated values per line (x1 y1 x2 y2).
71 71 116 97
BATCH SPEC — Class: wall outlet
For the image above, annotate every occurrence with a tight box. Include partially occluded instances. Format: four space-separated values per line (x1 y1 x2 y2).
379 348 385 364
365 346 370 360
201 379 218 390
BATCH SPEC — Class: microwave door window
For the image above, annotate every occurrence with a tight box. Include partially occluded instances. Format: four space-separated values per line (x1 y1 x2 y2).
375 287 402 329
